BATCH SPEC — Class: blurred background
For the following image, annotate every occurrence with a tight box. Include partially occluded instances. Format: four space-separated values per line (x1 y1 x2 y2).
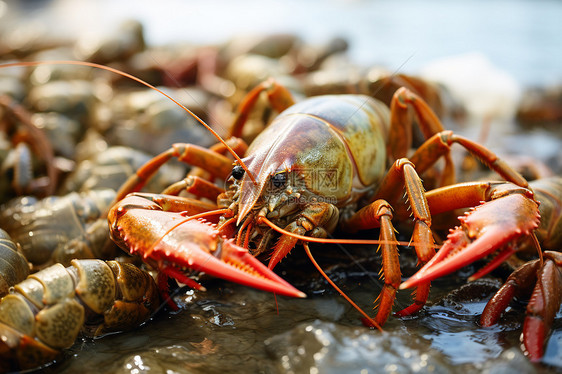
3 0 561 86
4 0 561 170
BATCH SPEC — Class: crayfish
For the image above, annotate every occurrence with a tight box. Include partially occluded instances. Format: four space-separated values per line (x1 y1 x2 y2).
103 67 534 328
0 258 159 372
0 95 57 201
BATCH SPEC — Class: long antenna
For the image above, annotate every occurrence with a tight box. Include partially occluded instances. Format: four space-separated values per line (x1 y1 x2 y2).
303 243 384 332
0 60 257 185
258 216 440 248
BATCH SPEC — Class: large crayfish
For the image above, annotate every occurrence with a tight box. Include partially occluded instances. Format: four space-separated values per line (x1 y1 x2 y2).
0 60 304 310
108 75 533 328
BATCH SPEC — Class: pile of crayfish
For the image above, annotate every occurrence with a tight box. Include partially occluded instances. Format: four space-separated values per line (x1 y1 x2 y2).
0 17 560 373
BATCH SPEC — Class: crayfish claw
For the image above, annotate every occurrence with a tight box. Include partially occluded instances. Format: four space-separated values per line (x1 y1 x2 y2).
219 239 306 298
146 221 306 299
109 195 305 300
401 193 540 289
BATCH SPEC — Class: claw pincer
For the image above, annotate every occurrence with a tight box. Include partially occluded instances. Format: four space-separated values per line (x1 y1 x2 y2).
109 194 305 299
401 190 541 289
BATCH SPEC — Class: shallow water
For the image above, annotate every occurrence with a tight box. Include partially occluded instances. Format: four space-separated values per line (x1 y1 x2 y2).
38 243 561 374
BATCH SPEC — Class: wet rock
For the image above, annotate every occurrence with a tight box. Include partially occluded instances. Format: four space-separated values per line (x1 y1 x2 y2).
480 348 537 374
28 47 96 84
74 20 146 64
436 278 503 313
100 87 215 155
0 75 25 100
27 80 99 122
517 85 562 126
119 343 221 374
31 112 83 159
265 320 452 374
420 52 522 125
61 146 185 193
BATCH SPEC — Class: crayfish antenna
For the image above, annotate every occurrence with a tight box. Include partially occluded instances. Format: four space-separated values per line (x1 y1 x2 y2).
258 216 423 248
258 216 441 328
258 217 385 330
0 60 257 185
303 243 383 332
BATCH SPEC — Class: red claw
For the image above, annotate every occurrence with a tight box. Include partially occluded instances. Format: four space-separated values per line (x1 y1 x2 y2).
109 195 306 299
397 185 560 363
153 223 306 298
400 193 541 289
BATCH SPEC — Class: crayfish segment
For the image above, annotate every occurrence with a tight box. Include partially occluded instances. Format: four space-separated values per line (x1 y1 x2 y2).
400 193 541 289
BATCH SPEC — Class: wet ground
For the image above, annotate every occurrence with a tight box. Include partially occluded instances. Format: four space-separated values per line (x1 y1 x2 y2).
41 241 562 374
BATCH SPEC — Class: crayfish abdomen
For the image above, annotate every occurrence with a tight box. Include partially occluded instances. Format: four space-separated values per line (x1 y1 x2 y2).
0 259 159 372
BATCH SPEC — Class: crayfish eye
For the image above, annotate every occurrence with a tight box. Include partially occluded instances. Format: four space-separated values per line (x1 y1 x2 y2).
231 165 245 180
271 172 287 188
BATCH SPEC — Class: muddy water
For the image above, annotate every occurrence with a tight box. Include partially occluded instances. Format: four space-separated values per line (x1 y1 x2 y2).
41 241 561 374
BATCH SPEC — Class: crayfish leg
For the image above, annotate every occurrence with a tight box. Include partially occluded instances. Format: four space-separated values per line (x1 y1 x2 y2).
480 259 540 327
229 78 296 138
394 283 430 317
522 254 562 361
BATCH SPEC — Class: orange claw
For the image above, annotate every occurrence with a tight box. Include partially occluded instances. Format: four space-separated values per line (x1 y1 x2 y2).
109 194 305 299
400 192 541 290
